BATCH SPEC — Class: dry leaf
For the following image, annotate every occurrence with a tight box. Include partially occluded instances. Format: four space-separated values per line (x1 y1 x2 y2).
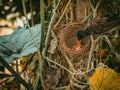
48 32 58 54
89 67 120 90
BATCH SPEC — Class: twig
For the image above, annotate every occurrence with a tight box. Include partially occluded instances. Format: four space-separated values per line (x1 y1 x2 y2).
89 0 94 12
21 0 41 58
81 12 93 23
94 0 102 18
102 35 120 61
71 75 89 85
87 36 101 70
55 86 67 90
69 2 74 22
78 62 94 75
0 56 32 89
87 35 94 70
39 0 45 88
72 82 87 89
21 0 44 89
89 0 102 18
95 0 102 11
53 0 71 28
63 53 75 71
44 0 61 54
40 0 45 52
42 49 73 75
102 35 113 51
16 60 20 90
30 0 34 26
87 0 102 70
33 69 40 90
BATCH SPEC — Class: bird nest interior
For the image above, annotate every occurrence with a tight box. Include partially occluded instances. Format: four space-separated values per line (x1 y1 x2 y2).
59 23 90 58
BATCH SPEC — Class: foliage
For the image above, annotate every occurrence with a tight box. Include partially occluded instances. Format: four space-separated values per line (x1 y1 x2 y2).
0 0 120 90
89 67 120 90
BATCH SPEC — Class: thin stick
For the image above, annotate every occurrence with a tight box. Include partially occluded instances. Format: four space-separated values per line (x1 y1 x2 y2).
53 0 71 28
87 35 94 70
40 0 45 52
21 0 41 55
87 0 102 70
44 0 61 54
16 60 20 90
30 0 34 26
81 12 93 23
103 35 120 61
21 0 44 89
87 36 101 70
93 0 102 18
42 49 73 75
0 56 32 89
89 0 102 18
63 53 74 71
89 0 94 12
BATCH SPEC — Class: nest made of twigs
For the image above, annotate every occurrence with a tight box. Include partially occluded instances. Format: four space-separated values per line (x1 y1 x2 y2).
59 23 90 58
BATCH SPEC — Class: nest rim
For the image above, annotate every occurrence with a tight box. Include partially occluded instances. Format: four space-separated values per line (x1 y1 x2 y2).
59 23 90 57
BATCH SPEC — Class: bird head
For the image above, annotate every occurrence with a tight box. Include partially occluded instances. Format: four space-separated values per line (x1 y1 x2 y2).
77 30 85 40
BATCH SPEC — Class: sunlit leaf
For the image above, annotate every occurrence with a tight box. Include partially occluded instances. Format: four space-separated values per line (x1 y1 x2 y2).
0 24 41 65
89 68 120 90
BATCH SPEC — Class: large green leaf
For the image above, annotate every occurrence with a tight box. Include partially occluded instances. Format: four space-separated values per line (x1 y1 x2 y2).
0 24 41 66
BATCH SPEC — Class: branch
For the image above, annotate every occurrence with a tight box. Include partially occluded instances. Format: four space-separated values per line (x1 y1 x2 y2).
44 0 61 55
0 56 32 89
40 0 45 52
53 0 71 28
42 49 73 75
21 0 44 89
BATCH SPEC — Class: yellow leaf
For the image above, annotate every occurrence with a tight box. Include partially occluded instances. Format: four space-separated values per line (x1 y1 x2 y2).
89 68 120 90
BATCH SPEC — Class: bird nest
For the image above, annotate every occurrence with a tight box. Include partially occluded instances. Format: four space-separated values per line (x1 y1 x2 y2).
59 23 90 58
